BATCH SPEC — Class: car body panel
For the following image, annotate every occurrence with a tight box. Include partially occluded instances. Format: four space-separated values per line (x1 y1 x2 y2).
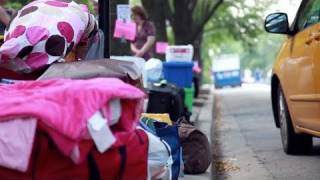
273 23 320 136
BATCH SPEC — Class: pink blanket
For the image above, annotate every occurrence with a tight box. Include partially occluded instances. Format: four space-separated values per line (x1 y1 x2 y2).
0 78 145 164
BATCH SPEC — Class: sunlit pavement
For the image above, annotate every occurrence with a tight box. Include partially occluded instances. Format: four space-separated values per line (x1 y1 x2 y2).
212 83 320 180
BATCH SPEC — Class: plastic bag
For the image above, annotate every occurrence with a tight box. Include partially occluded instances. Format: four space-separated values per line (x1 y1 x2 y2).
144 58 163 86
144 130 173 180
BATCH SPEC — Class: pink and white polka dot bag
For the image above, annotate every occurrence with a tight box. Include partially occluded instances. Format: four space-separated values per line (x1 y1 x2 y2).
0 0 97 73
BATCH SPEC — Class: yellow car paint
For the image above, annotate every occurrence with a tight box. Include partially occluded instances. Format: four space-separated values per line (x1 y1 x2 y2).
273 24 320 135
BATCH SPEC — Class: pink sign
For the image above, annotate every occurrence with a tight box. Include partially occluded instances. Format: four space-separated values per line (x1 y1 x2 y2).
193 62 202 74
156 42 169 54
113 19 136 41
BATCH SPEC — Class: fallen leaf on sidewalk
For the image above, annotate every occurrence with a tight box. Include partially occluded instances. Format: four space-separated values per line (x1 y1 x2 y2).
214 160 240 173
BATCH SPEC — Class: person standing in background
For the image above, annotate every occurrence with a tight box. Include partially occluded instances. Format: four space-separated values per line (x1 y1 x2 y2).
131 6 156 60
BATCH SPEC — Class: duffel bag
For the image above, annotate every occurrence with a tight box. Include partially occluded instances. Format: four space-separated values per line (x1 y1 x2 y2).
177 119 212 174
92 130 149 180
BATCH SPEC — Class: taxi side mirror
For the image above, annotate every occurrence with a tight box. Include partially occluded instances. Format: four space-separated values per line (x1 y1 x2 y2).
265 13 291 35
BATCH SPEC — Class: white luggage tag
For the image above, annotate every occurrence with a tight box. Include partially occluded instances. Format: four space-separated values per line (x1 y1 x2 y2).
87 111 116 153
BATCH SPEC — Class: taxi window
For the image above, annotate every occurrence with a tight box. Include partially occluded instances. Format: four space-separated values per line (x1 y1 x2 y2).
297 0 320 31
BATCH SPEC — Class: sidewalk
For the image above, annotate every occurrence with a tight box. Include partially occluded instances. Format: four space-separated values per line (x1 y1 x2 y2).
182 85 214 180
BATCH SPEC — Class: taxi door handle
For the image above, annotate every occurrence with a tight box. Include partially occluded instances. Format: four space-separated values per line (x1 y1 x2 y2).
305 32 320 45
306 37 313 45
311 32 320 41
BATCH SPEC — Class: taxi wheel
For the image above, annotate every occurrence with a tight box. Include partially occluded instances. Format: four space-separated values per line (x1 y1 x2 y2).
278 86 313 155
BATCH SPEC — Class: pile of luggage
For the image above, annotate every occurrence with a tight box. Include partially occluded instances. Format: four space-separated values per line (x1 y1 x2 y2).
142 53 212 179
142 82 212 179
0 60 150 180
0 58 211 180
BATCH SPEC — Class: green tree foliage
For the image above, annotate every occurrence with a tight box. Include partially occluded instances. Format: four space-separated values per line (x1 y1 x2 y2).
6 0 31 9
205 1 267 46
200 0 282 83
130 0 141 6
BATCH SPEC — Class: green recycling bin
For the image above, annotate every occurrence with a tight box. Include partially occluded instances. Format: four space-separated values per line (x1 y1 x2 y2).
184 88 194 112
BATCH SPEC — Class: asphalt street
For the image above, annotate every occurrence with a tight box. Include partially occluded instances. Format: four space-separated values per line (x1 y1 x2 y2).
212 84 320 180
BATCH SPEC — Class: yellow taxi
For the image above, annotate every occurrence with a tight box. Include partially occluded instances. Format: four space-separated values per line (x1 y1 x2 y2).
265 0 320 154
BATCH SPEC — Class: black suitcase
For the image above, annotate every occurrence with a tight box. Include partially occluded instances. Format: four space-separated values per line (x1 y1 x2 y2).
146 83 190 122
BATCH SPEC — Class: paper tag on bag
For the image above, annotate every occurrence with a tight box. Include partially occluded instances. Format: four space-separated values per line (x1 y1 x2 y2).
88 111 116 153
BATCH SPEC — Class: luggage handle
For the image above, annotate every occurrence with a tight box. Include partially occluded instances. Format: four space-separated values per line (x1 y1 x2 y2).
88 153 101 180
118 146 127 180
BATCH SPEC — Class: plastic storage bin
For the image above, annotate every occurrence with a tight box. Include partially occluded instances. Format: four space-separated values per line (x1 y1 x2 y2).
163 62 193 88
184 88 194 112
165 45 194 62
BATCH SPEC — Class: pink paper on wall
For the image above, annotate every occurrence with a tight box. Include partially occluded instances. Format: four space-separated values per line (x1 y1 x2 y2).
156 42 168 54
113 19 137 41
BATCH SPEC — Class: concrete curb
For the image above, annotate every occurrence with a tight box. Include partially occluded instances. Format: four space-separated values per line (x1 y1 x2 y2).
212 87 273 180
182 85 214 180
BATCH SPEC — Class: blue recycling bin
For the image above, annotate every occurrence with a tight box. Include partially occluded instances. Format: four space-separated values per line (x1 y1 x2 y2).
163 62 193 88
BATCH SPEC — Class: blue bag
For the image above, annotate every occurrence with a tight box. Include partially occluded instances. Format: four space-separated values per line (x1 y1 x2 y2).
154 121 182 180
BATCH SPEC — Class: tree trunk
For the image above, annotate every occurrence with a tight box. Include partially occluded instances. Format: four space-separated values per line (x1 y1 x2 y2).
171 0 193 45
142 0 167 42
193 33 202 65
141 0 167 59
110 0 130 56
193 32 204 86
